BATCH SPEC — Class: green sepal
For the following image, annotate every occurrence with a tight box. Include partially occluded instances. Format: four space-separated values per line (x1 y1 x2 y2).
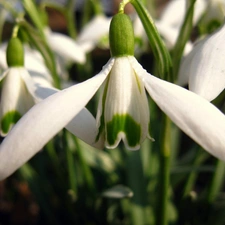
1 111 21 135
106 114 141 148
6 37 24 67
109 13 134 57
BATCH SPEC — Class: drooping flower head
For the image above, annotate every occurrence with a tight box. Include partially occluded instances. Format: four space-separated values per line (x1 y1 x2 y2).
95 13 152 150
0 37 36 136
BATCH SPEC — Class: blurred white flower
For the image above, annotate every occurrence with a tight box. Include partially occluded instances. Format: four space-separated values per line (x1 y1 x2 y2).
201 0 225 25
44 27 86 64
158 0 207 30
77 15 111 53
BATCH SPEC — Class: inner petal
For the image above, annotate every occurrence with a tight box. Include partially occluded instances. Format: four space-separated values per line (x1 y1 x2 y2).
104 57 150 150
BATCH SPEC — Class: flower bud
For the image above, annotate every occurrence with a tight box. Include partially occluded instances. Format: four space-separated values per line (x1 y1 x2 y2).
6 37 24 67
109 13 134 57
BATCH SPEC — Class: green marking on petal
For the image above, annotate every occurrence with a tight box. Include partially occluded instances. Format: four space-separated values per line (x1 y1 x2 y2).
106 114 141 148
1 111 21 134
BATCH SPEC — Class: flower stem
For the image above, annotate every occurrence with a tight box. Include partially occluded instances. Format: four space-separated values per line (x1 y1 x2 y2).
157 114 171 225
172 0 196 79
119 0 131 13
64 130 77 200
65 0 77 39
182 148 208 197
207 159 225 203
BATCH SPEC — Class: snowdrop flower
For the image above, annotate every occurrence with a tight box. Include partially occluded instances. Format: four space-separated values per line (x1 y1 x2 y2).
201 0 225 26
1 13 225 180
158 0 207 30
0 37 51 136
77 15 111 53
44 27 86 64
178 22 225 101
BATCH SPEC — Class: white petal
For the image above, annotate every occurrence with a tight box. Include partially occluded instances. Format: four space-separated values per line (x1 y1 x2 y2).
0 44 7 70
19 67 56 103
182 24 225 101
141 73 225 161
24 46 52 79
22 80 103 148
66 108 104 149
0 59 113 180
177 41 202 86
44 28 86 64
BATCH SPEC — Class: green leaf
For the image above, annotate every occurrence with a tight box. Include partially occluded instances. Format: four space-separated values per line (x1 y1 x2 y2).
22 0 45 31
172 0 196 78
130 0 173 81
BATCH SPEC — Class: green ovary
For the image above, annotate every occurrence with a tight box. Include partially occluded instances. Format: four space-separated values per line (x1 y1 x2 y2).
106 114 141 147
1 111 21 134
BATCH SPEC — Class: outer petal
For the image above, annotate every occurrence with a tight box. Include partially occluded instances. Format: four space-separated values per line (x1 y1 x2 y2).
66 108 104 149
180 24 225 101
177 41 202 86
44 28 86 64
22 80 104 149
141 72 225 161
0 59 113 180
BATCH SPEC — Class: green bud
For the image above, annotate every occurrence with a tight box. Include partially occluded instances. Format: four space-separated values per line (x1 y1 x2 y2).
6 37 24 67
109 13 134 57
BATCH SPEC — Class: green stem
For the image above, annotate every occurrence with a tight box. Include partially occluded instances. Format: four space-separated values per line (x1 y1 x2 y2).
183 149 208 197
129 0 173 81
74 138 95 192
172 0 196 79
207 159 225 203
90 0 103 15
64 131 77 198
17 19 61 88
157 115 171 225
65 0 77 39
